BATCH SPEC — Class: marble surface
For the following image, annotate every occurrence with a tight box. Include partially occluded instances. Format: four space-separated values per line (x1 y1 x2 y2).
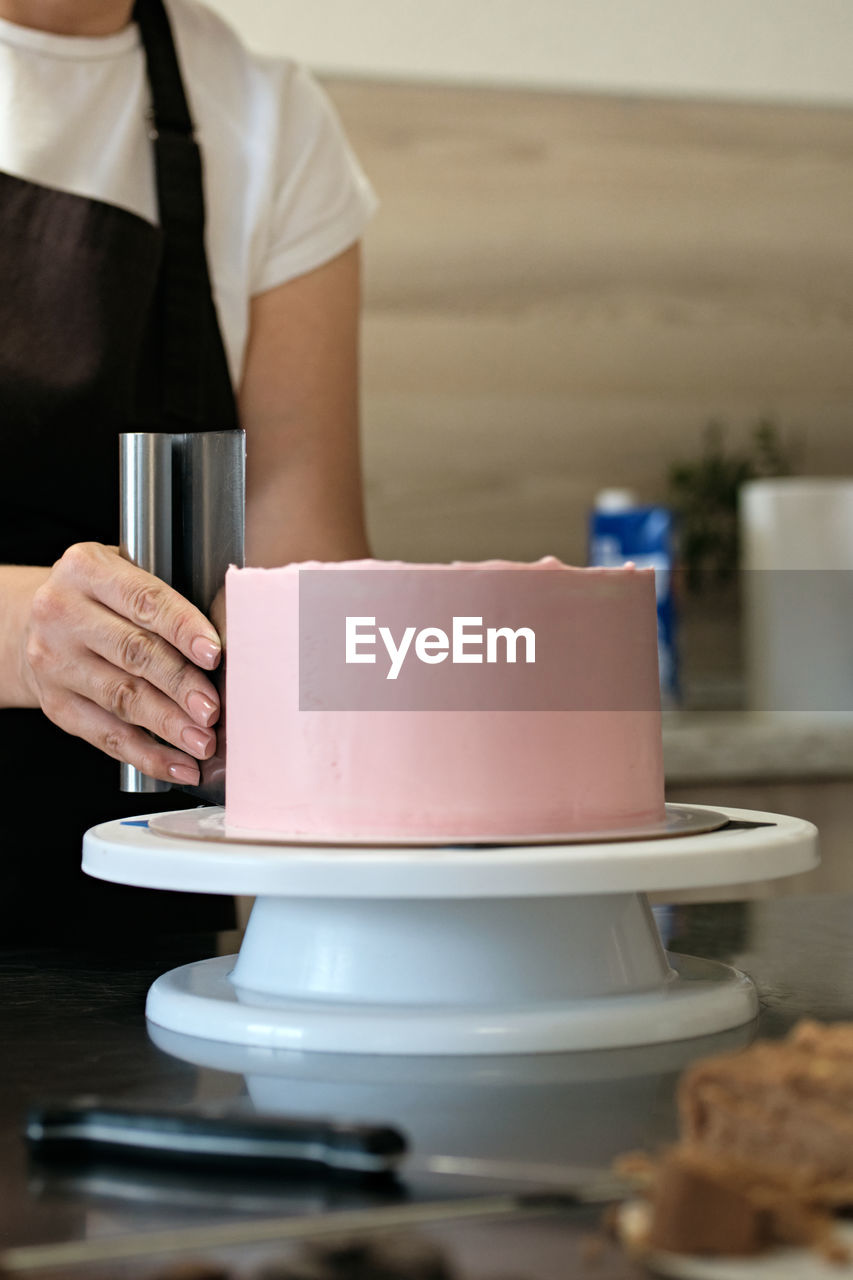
663 710 853 783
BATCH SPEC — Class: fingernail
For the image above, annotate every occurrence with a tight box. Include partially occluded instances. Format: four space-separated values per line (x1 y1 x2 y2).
168 762 200 785
181 726 215 758
187 690 218 727
191 635 221 667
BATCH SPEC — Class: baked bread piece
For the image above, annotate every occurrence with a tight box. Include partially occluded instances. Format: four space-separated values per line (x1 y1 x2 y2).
618 1020 853 1260
639 1146 840 1259
678 1021 853 1201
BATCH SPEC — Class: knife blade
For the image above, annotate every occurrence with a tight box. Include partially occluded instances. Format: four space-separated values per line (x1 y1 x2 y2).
13 1099 631 1271
0 1178 627 1273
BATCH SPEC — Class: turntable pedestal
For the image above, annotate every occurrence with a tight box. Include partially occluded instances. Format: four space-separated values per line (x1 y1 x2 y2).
82 805 817 1055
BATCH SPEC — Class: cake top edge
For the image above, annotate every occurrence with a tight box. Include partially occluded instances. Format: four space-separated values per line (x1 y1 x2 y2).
226 556 652 575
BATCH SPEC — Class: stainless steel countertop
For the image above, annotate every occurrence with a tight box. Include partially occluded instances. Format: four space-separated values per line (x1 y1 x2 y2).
1 893 847 1279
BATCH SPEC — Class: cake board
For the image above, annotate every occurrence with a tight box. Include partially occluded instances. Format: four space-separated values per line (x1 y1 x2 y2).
82 804 818 1056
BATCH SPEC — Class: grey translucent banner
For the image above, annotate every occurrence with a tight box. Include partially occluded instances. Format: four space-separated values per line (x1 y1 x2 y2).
739 567 853 712
295 567 853 714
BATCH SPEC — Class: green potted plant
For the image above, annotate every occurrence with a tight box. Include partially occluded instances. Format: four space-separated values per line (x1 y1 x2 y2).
668 419 793 593
666 419 794 706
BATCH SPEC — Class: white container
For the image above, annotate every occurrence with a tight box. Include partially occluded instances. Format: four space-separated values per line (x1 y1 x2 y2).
740 478 853 712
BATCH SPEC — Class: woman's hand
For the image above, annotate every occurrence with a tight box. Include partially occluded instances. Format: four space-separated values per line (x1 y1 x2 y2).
19 542 222 784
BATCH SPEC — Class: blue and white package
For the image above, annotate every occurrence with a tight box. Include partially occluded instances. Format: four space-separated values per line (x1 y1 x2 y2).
588 490 679 707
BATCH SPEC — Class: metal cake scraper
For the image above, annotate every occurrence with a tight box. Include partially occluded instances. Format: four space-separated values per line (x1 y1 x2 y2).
119 430 245 803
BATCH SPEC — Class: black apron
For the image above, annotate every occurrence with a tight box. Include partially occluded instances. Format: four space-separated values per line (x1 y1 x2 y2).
0 0 237 941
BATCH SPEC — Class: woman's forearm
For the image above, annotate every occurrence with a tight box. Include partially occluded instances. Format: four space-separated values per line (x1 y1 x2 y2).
0 564 49 707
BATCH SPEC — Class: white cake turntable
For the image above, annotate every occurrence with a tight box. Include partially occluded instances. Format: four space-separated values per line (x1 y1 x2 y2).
82 801 817 1056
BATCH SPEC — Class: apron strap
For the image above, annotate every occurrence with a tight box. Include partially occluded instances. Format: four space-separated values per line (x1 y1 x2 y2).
132 0 238 428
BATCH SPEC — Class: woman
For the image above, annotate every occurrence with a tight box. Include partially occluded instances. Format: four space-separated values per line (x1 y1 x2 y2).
0 0 375 939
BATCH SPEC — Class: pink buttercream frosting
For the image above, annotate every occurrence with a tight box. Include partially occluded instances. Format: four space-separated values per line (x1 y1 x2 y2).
225 558 665 840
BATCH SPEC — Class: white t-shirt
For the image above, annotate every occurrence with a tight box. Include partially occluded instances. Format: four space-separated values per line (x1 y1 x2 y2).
0 0 377 385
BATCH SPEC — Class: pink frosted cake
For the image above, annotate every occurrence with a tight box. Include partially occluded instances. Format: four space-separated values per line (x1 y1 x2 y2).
224 558 665 841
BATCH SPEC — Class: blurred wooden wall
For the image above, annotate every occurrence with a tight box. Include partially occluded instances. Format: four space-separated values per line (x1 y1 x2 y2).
324 79 853 565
